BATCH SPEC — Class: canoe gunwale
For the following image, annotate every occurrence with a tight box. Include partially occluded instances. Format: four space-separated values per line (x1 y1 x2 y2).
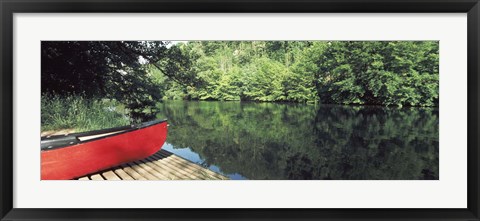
41 119 168 151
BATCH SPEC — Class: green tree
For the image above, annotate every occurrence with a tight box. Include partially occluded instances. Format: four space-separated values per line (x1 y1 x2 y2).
42 41 196 114
314 41 439 106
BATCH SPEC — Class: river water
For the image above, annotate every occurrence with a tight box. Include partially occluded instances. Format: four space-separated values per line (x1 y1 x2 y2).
154 101 439 180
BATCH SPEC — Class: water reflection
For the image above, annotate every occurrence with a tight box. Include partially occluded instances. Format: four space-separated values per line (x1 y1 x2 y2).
155 101 438 180
162 143 247 180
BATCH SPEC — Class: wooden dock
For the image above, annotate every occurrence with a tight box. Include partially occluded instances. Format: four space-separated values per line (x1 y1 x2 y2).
76 149 229 180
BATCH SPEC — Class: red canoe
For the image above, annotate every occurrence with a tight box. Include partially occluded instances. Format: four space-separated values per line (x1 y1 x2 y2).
41 119 168 180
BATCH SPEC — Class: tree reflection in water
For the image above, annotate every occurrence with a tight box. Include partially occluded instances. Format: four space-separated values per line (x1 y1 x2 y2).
155 101 438 180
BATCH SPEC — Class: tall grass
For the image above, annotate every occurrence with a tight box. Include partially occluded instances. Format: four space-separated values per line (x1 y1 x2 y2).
41 94 131 132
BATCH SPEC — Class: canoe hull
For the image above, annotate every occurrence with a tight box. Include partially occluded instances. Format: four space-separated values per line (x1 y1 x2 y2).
41 121 168 180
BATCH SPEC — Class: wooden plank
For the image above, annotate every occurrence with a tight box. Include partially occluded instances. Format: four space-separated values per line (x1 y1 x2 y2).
134 160 171 180
138 158 182 180
153 154 209 180
166 157 214 180
102 170 121 180
158 149 174 158
162 153 222 180
156 152 213 179
126 162 159 180
149 153 166 161
156 152 227 180
71 150 228 180
169 155 228 180
157 152 228 180
144 156 191 180
90 174 104 180
121 164 148 180
148 155 196 180
145 156 191 179
152 154 201 180
113 168 134 180
156 153 228 180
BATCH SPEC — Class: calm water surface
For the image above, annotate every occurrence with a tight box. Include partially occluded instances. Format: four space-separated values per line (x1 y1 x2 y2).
155 101 438 180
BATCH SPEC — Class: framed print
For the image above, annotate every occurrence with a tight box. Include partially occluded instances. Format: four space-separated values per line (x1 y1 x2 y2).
1 0 479 220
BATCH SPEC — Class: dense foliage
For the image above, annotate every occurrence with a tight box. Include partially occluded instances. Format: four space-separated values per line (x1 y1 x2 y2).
315 42 439 106
41 95 130 132
157 41 439 106
42 41 439 108
41 41 196 112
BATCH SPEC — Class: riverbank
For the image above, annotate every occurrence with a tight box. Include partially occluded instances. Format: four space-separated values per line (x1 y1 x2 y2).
41 95 130 132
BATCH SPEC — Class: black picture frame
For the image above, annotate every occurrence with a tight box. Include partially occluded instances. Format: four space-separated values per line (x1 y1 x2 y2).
1 0 479 220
